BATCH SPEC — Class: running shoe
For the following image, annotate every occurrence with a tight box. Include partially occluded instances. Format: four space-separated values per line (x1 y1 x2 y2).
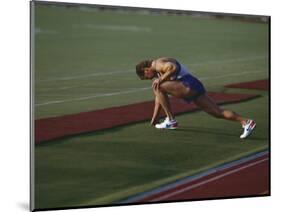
155 117 178 129
240 119 256 139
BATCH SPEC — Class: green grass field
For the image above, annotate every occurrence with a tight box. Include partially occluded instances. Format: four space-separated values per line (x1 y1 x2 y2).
33 3 269 209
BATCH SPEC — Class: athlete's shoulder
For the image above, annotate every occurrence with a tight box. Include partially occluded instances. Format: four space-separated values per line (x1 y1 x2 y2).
154 57 178 67
155 57 178 63
153 58 177 73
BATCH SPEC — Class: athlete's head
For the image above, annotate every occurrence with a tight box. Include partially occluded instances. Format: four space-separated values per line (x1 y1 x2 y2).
136 59 155 80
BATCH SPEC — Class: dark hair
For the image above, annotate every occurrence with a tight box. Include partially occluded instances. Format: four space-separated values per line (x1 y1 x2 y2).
135 60 153 79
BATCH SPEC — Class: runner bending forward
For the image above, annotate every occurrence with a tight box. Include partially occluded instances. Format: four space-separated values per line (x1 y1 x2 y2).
135 57 256 139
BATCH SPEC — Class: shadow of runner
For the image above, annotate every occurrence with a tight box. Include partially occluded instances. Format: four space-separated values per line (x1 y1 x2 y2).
174 127 238 138
173 126 266 141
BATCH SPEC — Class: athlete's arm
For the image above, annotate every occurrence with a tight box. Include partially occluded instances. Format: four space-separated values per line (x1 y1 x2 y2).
159 62 177 82
152 62 177 90
151 95 162 126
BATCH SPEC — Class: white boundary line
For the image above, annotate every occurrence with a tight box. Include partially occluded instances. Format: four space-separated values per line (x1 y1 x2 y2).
35 69 265 107
73 23 153 32
151 157 268 201
119 151 268 203
35 87 151 106
36 70 132 82
36 55 267 83
200 70 264 80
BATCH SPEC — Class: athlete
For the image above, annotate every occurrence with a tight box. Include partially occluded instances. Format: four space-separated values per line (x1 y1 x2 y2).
135 57 256 139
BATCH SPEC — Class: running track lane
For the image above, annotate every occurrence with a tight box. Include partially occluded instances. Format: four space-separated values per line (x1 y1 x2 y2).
225 79 269 90
35 92 259 143
123 152 269 203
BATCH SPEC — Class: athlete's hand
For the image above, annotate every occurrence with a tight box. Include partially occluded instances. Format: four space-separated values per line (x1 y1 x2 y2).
152 78 161 90
150 119 157 126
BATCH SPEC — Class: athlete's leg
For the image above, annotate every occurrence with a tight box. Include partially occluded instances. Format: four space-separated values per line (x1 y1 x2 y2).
159 80 198 99
154 80 199 120
151 94 163 125
193 93 248 125
157 80 247 124
158 81 254 137
153 87 174 120
152 80 198 121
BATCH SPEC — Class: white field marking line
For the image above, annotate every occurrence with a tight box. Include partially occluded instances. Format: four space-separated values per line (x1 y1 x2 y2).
35 87 151 106
35 23 152 35
190 55 267 67
37 70 132 83
35 69 264 107
199 70 265 80
36 55 267 83
35 28 59 35
37 70 264 93
73 23 152 32
119 151 268 203
38 69 264 92
150 158 269 202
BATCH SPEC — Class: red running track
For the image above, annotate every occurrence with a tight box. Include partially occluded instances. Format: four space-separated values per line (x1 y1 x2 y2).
225 79 269 90
128 152 269 203
35 92 258 144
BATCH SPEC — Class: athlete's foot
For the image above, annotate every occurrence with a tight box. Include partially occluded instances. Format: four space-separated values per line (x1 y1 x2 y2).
155 117 178 130
240 119 256 139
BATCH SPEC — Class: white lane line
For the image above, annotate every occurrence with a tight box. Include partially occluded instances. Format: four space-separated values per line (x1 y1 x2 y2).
73 23 152 32
37 70 132 83
190 55 267 67
35 69 265 107
35 28 59 35
35 87 151 106
150 158 268 202
38 70 265 92
200 70 265 80
36 55 268 83
120 151 268 204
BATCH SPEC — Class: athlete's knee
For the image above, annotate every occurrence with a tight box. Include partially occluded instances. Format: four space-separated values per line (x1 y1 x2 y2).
153 87 163 96
158 83 167 92
153 83 169 95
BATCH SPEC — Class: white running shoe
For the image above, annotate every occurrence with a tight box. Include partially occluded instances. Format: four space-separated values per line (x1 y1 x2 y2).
155 117 178 130
240 120 256 139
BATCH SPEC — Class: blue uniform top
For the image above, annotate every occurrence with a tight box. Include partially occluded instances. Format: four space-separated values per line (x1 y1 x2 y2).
156 61 190 80
170 61 190 80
